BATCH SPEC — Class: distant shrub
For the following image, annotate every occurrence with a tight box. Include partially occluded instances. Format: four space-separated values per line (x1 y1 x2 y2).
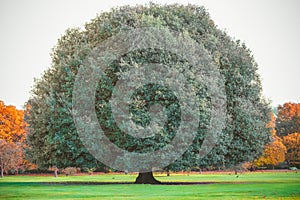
63 167 78 176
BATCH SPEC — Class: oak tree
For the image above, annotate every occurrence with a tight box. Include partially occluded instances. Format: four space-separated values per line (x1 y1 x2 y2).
26 4 271 183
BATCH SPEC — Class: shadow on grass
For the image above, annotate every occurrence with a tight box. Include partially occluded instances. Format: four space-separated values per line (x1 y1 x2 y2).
41 181 254 185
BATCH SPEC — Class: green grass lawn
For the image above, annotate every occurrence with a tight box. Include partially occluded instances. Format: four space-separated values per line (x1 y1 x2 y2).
0 171 299 199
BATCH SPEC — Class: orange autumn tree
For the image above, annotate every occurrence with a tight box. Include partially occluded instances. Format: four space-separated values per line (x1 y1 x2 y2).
0 100 27 177
276 103 300 137
254 113 286 167
275 102 300 165
283 133 300 163
0 100 27 143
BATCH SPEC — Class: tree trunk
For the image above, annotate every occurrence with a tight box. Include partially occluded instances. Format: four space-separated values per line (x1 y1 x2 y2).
234 169 238 175
54 168 58 178
135 171 161 184
166 170 170 176
1 168 3 178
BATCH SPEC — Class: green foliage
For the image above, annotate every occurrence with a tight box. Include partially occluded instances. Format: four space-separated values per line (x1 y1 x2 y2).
26 4 270 171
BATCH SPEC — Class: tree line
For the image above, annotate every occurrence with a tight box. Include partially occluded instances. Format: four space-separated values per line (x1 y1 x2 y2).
1 100 299 178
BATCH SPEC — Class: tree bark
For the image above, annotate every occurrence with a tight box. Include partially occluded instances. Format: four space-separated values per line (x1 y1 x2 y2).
0 159 4 178
135 171 161 184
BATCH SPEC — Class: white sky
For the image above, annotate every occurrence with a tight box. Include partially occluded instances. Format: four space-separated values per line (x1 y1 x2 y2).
0 0 299 109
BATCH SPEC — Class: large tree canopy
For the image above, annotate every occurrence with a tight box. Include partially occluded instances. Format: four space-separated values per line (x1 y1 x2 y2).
26 4 271 183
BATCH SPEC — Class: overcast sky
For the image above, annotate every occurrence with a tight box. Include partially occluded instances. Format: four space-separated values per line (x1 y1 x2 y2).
0 0 299 109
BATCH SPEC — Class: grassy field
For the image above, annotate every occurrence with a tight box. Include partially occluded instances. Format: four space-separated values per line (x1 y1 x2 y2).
0 171 299 199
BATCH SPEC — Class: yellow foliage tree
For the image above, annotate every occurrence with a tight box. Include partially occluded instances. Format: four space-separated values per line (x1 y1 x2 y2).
0 100 27 143
283 132 300 162
254 113 286 167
